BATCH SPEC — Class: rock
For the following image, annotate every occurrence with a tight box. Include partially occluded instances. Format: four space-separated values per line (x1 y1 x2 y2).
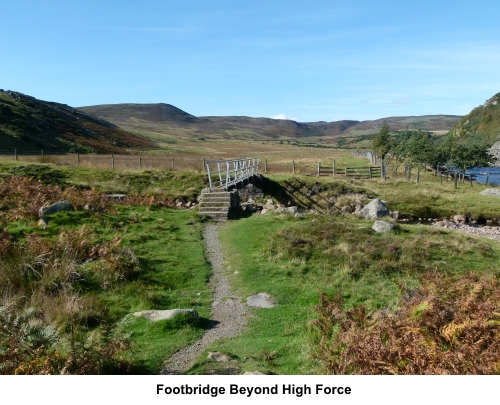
266 199 273 205
286 206 298 214
247 293 276 308
454 215 467 223
294 212 305 218
39 200 73 217
207 352 232 363
263 203 276 210
390 211 400 220
275 207 285 213
185 202 192 208
372 220 395 233
176 202 183 207
106 194 127 200
243 371 265 375
480 188 500 196
261 208 269 215
357 199 390 219
133 309 198 322
247 197 255 204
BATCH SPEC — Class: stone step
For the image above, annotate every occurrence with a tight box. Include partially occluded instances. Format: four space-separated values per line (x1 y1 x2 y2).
199 201 231 207
199 207 230 213
201 197 231 202
197 211 229 220
203 192 231 196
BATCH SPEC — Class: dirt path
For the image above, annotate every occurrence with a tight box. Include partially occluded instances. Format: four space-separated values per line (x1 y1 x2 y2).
161 223 248 374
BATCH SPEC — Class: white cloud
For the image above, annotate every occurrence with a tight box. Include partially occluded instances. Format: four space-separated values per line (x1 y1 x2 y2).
272 114 301 121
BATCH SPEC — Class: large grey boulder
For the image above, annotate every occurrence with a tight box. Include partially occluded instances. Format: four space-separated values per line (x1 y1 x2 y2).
39 200 73 217
372 220 395 233
357 199 390 219
480 188 500 196
133 309 198 322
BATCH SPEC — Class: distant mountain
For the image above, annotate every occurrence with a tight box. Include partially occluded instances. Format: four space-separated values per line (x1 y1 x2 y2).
446 92 500 145
79 103 460 143
0 91 156 153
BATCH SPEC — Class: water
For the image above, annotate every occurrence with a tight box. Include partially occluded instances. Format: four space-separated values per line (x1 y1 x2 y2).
466 167 500 186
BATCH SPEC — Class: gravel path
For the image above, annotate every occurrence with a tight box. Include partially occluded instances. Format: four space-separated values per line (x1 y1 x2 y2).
161 223 248 374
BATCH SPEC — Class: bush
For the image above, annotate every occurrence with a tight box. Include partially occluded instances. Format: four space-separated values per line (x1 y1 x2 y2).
310 271 500 374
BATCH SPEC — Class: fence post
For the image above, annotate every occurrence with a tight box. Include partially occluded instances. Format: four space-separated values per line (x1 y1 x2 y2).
344 167 347 177
139 157 142 170
112 154 114 169
203 157 206 172
408 167 411 181
171 158 174 170
486 173 489 186
369 166 372 179
292 161 295 174
470 174 473 187
440 169 443 185
77 153 80 167
333 159 336 176
416 167 420 184
317 162 320 177
14 149 17 161
454 171 458 189
264 159 267 173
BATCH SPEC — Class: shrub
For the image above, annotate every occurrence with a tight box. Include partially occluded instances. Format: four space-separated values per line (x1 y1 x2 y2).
310 271 500 374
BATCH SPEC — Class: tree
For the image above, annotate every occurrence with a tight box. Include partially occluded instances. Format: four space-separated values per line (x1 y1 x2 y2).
448 142 495 172
371 122 391 160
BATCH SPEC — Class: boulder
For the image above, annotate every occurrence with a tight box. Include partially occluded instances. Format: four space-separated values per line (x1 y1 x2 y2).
453 214 467 223
294 212 305 218
39 200 73 217
357 199 390 219
480 188 500 196
286 206 298 214
372 220 395 233
247 293 276 308
207 352 232 363
106 194 127 200
261 208 269 215
133 309 198 322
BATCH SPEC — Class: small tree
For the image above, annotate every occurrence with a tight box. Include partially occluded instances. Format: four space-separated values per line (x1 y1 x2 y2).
449 142 495 172
371 122 391 161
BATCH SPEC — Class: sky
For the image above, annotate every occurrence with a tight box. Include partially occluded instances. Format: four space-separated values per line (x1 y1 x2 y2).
2 0 500 122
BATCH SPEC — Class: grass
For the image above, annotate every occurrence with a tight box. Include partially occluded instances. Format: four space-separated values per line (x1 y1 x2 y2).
0 162 215 374
0 161 208 201
188 212 500 374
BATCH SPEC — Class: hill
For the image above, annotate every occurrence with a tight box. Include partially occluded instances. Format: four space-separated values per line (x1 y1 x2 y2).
446 92 500 146
79 103 460 145
0 90 156 153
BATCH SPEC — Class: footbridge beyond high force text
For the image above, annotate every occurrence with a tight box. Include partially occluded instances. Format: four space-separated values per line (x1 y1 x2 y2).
205 157 260 190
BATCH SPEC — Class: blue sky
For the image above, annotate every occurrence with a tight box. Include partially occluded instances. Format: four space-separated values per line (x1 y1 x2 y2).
2 0 500 121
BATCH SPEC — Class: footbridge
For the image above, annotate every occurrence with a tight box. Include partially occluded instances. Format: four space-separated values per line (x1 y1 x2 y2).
199 157 260 220
205 157 260 190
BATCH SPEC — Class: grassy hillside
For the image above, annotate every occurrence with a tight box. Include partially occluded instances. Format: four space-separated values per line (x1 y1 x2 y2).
79 103 460 146
0 91 156 153
446 92 500 145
